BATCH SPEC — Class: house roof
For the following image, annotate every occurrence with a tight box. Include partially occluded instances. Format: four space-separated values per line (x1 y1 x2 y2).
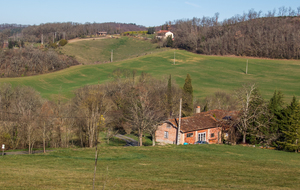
166 109 238 133
157 30 171 34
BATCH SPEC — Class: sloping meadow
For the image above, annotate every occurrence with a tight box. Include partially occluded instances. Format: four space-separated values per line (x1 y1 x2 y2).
0 49 299 102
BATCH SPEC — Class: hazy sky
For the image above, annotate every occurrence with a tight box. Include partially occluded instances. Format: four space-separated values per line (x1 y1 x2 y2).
1 0 299 26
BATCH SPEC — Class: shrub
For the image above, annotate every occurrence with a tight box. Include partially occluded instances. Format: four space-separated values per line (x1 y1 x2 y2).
49 42 58 49
59 39 68 46
166 36 173 47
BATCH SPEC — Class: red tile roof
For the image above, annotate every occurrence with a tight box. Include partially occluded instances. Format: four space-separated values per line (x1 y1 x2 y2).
157 30 171 33
166 109 238 133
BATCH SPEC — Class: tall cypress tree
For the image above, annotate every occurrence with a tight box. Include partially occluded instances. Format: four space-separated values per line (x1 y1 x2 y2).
182 74 193 116
267 90 284 145
281 96 298 134
167 75 172 118
280 100 300 153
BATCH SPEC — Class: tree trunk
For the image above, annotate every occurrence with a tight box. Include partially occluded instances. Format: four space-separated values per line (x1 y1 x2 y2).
106 129 110 145
28 129 31 154
93 146 98 190
80 130 83 147
152 133 155 146
243 132 246 144
138 129 143 146
43 122 46 153
31 142 34 154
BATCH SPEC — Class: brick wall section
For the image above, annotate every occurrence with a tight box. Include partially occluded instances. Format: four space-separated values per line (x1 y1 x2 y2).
184 131 196 144
156 123 177 144
207 127 221 144
182 127 221 144
156 125 222 145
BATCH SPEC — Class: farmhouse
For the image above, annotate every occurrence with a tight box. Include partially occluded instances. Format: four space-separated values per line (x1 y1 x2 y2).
97 31 107 36
156 30 174 39
155 108 237 145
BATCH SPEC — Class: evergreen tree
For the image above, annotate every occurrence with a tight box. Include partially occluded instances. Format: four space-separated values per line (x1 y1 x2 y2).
203 103 208 112
281 96 298 136
266 91 284 145
167 75 172 117
8 41 13 49
147 27 155 34
166 36 173 47
280 101 300 153
182 74 193 116
278 96 300 151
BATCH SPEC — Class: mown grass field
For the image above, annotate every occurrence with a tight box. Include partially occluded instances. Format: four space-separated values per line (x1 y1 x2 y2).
60 37 164 64
1 46 299 101
0 145 299 189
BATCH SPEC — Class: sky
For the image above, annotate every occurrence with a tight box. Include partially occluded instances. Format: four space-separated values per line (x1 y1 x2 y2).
0 0 299 27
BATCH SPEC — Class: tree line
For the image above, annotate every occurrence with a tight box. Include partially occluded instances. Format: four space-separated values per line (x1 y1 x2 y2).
0 47 79 77
0 70 185 153
0 22 147 48
0 71 298 153
169 7 300 59
202 83 300 153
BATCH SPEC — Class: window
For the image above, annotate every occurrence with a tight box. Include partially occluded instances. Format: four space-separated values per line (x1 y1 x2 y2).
166 124 171 128
187 133 193 138
211 133 215 138
198 132 206 141
164 131 169 139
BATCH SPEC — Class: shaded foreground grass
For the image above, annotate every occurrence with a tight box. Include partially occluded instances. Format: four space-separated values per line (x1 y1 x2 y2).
0 50 299 101
0 145 299 189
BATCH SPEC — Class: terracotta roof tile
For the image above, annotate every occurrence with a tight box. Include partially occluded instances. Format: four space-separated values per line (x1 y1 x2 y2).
157 30 171 33
167 109 238 133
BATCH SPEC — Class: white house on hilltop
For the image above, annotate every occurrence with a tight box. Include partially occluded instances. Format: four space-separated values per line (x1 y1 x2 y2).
156 30 174 39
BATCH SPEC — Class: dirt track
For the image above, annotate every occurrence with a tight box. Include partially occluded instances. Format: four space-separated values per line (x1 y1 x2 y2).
68 37 109 44
3 150 53 155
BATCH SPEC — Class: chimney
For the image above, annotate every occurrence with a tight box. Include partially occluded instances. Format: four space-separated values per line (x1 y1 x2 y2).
196 106 201 114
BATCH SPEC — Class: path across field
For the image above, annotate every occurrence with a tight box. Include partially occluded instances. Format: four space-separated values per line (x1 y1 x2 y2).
2 150 53 155
115 134 138 146
67 37 109 44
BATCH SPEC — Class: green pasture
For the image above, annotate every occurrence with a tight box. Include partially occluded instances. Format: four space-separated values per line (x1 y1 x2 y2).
0 48 299 102
0 145 299 189
60 37 163 64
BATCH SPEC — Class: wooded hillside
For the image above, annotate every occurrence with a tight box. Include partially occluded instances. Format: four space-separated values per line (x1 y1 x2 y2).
172 8 300 59
0 48 79 77
0 22 146 47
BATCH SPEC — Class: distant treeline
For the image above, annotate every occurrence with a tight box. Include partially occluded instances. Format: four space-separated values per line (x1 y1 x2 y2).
0 22 147 47
0 23 28 33
171 7 300 59
0 47 79 77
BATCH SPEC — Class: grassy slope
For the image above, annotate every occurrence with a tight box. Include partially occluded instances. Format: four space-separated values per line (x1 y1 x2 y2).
60 37 163 64
0 145 299 189
0 49 299 101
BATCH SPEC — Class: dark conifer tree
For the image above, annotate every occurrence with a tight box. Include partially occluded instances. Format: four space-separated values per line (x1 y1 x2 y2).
280 99 300 152
182 74 193 116
267 91 284 145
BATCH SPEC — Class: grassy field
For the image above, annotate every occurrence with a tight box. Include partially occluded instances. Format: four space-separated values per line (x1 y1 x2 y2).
0 145 299 189
1 48 299 101
60 37 164 64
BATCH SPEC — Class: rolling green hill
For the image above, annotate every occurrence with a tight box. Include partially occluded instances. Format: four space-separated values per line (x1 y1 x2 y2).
60 37 164 64
0 49 299 102
1 145 299 189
